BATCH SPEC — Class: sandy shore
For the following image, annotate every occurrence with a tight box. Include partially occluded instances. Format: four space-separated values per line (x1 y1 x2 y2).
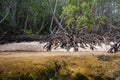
0 41 117 58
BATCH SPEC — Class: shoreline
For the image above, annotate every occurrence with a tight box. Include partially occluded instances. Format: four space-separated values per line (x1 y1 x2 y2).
0 41 112 52
0 51 119 58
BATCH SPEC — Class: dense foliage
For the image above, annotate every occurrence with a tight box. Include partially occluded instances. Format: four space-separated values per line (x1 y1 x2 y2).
62 0 102 29
0 0 120 36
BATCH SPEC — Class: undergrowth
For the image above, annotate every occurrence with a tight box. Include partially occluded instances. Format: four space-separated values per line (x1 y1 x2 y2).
0 54 120 80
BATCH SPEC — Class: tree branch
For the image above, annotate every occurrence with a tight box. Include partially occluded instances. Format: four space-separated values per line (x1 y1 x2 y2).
0 31 7 39
0 5 10 24
109 24 120 32
48 0 67 33
49 0 58 33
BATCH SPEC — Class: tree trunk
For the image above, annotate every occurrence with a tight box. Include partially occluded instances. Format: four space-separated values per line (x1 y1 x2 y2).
10 0 17 34
24 13 29 30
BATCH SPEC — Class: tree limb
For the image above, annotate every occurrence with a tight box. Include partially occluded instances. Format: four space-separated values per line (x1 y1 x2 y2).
48 0 67 33
0 5 10 24
108 24 120 32
49 0 58 34
0 31 7 39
